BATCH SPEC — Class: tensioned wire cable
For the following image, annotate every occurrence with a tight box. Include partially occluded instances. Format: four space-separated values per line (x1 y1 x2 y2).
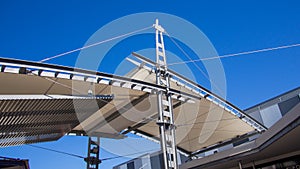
100 148 158 161
39 25 154 63
28 144 85 159
37 23 300 66
27 144 158 161
164 31 300 97
37 23 300 67
168 43 300 66
164 31 226 97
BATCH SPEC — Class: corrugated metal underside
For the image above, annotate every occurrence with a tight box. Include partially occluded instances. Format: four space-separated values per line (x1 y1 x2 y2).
0 97 110 147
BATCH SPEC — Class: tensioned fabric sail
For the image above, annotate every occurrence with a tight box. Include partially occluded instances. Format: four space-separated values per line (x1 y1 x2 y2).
0 57 264 154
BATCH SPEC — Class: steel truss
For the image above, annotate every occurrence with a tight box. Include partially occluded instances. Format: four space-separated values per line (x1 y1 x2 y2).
154 19 178 169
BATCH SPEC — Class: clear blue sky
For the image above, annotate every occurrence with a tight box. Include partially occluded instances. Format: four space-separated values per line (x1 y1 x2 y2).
0 1 300 168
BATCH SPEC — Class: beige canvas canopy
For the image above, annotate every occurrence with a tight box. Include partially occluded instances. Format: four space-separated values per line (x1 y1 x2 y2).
0 56 265 155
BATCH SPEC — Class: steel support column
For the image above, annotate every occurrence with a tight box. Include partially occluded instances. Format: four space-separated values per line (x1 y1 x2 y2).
85 137 101 169
154 19 178 169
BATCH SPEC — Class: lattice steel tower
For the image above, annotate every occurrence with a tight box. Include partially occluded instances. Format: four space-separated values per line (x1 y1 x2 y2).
154 19 178 169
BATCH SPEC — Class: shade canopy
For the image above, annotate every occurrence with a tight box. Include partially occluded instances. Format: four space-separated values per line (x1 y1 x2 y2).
0 56 265 155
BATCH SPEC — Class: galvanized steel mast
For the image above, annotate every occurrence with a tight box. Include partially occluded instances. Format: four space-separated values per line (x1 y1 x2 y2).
154 19 178 169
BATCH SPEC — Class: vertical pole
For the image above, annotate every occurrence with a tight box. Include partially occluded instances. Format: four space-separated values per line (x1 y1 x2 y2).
85 137 101 169
154 19 178 169
239 161 243 169
252 161 256 169
155 19 169 169
86 137 91 169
